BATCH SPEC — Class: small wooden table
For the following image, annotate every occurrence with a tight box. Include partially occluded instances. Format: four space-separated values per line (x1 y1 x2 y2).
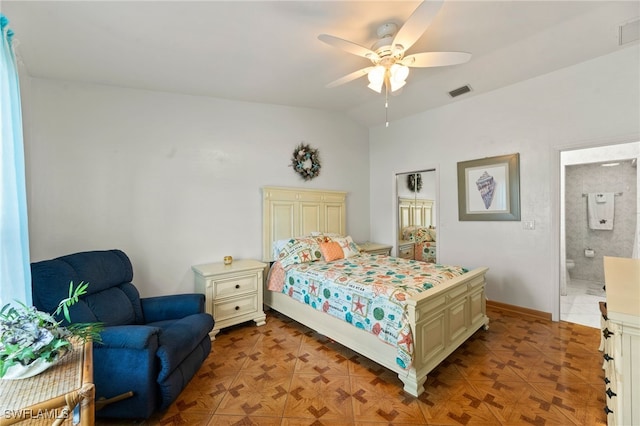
0 340 94 426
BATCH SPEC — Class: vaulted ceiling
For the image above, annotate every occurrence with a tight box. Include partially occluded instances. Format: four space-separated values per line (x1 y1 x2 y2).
3 1 639 127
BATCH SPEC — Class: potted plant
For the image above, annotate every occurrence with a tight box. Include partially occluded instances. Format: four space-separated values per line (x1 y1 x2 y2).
0 281 102 379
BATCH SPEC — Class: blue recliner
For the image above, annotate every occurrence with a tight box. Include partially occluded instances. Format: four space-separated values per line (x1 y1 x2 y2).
30 249 214 419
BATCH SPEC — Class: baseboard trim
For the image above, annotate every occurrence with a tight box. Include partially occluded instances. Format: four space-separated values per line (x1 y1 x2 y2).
486 300 552 321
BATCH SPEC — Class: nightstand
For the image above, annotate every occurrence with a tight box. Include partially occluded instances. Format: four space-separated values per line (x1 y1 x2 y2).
357 242 392 256
192 259 267 339
398 241 415 260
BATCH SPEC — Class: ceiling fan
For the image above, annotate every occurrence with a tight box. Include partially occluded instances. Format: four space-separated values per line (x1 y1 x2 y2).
318 0 470 124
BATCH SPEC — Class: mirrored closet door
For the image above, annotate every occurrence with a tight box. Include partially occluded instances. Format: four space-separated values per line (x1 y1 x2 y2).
396 170 438 263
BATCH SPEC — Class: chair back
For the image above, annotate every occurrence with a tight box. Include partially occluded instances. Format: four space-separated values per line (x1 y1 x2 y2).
31 249 145 326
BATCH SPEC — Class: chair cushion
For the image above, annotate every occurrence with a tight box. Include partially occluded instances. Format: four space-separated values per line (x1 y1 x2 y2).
150 313 214 382
84 287 137 326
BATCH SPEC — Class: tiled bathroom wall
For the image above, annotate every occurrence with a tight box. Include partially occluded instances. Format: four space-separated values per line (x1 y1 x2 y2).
565 160 637 282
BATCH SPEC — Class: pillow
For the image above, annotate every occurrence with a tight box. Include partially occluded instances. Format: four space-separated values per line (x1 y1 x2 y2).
319 241 344 262
331 236 360 258
428 228 437 242
273 239 291 260
309 231 342 243
402 226 433 243
273 235 330 259
277 237 323 267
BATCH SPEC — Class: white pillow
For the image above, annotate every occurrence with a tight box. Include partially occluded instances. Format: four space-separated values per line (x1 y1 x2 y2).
331 236 360 258
273 239 291 260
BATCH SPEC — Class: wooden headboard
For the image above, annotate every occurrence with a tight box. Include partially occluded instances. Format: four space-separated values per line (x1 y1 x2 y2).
398 197 434 236
262 186 347 262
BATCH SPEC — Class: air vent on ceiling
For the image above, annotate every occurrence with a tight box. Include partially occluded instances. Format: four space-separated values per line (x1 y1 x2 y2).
619 18 640 45
448 85 472 98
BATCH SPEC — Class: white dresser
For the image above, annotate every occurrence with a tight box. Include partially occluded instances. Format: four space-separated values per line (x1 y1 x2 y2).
601 256 640 426
192 259 267 339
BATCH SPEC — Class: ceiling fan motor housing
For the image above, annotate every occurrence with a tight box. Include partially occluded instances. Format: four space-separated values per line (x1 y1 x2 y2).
371 23 404 60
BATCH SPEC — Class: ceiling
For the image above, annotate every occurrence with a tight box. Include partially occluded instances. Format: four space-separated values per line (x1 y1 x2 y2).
3 1 639 127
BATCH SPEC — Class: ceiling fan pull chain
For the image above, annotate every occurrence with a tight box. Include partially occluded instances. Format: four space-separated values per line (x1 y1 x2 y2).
385 85 389 128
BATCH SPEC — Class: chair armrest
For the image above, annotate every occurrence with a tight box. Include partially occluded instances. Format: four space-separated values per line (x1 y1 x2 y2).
141 293 205 323
98 325 161 350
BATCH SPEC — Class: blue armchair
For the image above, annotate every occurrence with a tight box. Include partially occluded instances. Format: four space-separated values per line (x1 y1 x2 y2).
30 249 214 419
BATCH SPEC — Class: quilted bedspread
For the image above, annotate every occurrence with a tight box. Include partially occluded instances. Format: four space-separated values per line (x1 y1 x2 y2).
270 254 467 369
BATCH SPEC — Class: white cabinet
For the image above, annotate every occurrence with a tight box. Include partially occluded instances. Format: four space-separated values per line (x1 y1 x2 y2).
192 259 267 339
601 256 640 426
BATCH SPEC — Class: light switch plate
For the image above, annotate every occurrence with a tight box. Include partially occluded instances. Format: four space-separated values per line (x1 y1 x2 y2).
523 220 535 230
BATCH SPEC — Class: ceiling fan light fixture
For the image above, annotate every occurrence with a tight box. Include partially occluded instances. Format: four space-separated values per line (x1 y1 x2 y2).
389 79 406 92
391 63 409 81
367 65 386 93
389 63 409 92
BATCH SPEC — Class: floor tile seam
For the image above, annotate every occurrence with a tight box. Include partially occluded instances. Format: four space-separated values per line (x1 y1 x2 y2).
271 367 298 420
290 370 352 380
474 399 513 425
417 399 502 426
545 403 590 425
450 358 535 383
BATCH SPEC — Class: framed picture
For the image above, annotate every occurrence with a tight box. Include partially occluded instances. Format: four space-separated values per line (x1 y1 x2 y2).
457 153 520 221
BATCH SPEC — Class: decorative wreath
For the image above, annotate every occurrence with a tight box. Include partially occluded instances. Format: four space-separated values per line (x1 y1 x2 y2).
291 143 321 181
407 173 422 192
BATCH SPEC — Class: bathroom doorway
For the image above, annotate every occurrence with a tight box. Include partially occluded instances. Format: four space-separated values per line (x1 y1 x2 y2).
560 142 639 327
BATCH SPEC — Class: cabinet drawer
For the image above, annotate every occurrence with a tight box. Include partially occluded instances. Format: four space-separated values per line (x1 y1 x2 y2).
398 245 414 259
212 274 258 298
214 294 258 321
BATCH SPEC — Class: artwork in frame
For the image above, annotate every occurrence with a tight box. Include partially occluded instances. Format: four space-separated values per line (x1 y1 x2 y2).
457 153 520 221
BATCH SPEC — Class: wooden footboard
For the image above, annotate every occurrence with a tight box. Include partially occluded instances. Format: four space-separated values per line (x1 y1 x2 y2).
263 266 489 397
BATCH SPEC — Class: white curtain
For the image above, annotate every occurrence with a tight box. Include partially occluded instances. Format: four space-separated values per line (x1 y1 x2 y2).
0 14 31 306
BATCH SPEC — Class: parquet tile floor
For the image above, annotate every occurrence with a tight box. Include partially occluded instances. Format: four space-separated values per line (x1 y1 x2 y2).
97 306 607 425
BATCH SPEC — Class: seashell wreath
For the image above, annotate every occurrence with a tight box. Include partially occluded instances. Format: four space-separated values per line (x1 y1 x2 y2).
291 143 320 180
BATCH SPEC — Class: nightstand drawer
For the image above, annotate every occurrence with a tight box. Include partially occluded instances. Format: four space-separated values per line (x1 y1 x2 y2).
398 244 414 259
212 274 258 298
214 294 258 321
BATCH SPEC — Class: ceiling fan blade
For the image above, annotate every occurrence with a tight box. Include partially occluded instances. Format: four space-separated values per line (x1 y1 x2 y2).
401 51 471 68
318 34 380 62
392 0 444 53
326 67 374 88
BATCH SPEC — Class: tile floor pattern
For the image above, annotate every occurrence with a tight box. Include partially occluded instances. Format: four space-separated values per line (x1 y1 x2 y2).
561 279 606 329
98 306 607 425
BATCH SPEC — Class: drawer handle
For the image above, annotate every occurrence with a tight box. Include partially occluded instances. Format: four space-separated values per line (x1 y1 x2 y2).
235 306 240 311
606 388 617 398
604 406 614 415
603 353 614 362
235 284 240 289
604 377 610 385
603 328 611 339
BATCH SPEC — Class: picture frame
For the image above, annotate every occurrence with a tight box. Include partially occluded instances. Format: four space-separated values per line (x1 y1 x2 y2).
457 153 520 221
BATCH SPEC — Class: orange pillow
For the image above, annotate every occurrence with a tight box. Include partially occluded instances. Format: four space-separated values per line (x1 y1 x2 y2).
319 241 344 262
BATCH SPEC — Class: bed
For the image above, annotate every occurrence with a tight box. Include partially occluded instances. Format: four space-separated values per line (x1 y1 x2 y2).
398 197 437 262
262 186 489 397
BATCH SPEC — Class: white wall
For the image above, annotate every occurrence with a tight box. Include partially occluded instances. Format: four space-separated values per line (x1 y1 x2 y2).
23 79 370 297
369 46 640 316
